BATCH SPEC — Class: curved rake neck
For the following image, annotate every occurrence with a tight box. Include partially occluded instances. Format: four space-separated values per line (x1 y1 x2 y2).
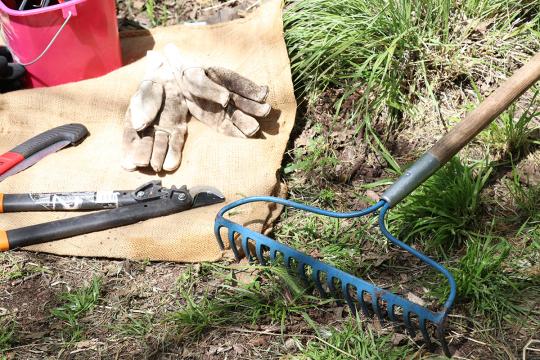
216 196 385 219
379 202 457 314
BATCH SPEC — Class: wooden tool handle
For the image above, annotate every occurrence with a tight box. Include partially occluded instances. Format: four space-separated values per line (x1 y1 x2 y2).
431 51 540 163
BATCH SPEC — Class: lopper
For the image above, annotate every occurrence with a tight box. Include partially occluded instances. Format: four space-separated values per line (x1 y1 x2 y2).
215 51 540 355
1 180 224 252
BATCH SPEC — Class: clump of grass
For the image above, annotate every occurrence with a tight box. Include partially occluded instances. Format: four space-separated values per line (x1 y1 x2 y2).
0 318 15 354
168 265 324 337
284 132 339 178
115 314 154 337
479 90 540 158
507 171 540 222
1 261 50 281
145 0 156 26
51 276 102 343
284 0 539 121
389 157 492 252
275 212 382 275
297 316 414 360
434 234 539 324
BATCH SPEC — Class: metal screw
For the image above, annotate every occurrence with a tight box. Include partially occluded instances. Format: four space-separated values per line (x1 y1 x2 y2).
177 193 187 201
136 191 146 198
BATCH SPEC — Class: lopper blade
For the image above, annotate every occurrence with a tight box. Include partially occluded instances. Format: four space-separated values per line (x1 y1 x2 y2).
0 140 71 182
189 186 225 208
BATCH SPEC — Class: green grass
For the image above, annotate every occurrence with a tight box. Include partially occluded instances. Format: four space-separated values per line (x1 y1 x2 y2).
389 157 492 253
0 319 15 354
284 129 339 178
295 316 414 359
115 314 154 337
479 89 540 158
170 264 419 357
145 0 156 26
507 170 540 222
51 276 102 343
275 210 385 276
284 0 539 121
0 260 50 281
168 264 329 338
434 233 539 325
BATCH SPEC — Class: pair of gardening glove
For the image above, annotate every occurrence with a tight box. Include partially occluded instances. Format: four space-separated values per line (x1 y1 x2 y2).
122 44 272 172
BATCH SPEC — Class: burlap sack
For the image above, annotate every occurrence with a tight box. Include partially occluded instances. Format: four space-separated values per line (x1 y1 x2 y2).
0 0 296 262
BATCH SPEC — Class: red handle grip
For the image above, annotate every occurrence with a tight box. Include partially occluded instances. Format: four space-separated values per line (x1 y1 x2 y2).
0 152 24 176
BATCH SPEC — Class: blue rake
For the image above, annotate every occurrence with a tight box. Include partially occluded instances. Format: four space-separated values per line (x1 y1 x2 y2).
214 52 540 356
215 197 456 355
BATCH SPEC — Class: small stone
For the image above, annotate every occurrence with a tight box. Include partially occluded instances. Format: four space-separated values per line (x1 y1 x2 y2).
365 190 380 201
284 338 296 350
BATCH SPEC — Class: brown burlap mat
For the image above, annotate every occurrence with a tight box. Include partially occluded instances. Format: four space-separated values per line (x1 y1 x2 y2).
0 0 296 262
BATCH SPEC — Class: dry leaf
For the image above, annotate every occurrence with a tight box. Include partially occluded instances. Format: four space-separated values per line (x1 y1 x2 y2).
391 333 408 345
406 292 426 307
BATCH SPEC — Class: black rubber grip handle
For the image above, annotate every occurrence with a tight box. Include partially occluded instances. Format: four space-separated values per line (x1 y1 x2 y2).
5 190 192 250
11 123 89 158
2 191 137 212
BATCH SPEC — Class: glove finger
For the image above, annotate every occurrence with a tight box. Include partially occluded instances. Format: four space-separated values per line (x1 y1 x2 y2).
183 68 230 107
150 130 169 172
121 117 140 171
163 124 188 172
206 67 268 103
231 93 271 117
122 113 154 170
133 133 154 168
228 108 260 137
186 97 226 129
128 80 164 131
219 116 247 138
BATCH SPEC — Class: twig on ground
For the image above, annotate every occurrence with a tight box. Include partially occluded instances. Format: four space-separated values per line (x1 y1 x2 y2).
523 339 540 360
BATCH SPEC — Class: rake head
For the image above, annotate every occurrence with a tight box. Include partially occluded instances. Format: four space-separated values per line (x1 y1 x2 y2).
214 196 457 357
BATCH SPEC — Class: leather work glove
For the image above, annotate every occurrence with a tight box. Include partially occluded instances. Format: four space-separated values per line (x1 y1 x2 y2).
163 44 272 138
122 50 189 172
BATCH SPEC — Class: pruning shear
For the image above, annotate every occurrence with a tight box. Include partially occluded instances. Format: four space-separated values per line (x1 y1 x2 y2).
0 180 225 251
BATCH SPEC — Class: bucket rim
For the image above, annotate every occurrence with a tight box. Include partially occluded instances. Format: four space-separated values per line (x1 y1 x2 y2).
0 0 84 16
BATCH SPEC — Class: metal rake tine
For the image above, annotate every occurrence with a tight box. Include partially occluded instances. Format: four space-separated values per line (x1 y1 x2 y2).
386 302 397 322
437 325 452 357
326 276 345 306
356 289 371 318
403 311 416 338
241 236 253 262
312 270 328 297
342 283 358 316
327 276 336 291
255 243 267 265
419 318 434 351
214 225 225 250
327 276 339 297
285 255 294 270
370 292 385 323
228 230 242 261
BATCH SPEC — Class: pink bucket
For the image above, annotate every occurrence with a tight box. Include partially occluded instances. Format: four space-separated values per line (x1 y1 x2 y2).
0 0 121 88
